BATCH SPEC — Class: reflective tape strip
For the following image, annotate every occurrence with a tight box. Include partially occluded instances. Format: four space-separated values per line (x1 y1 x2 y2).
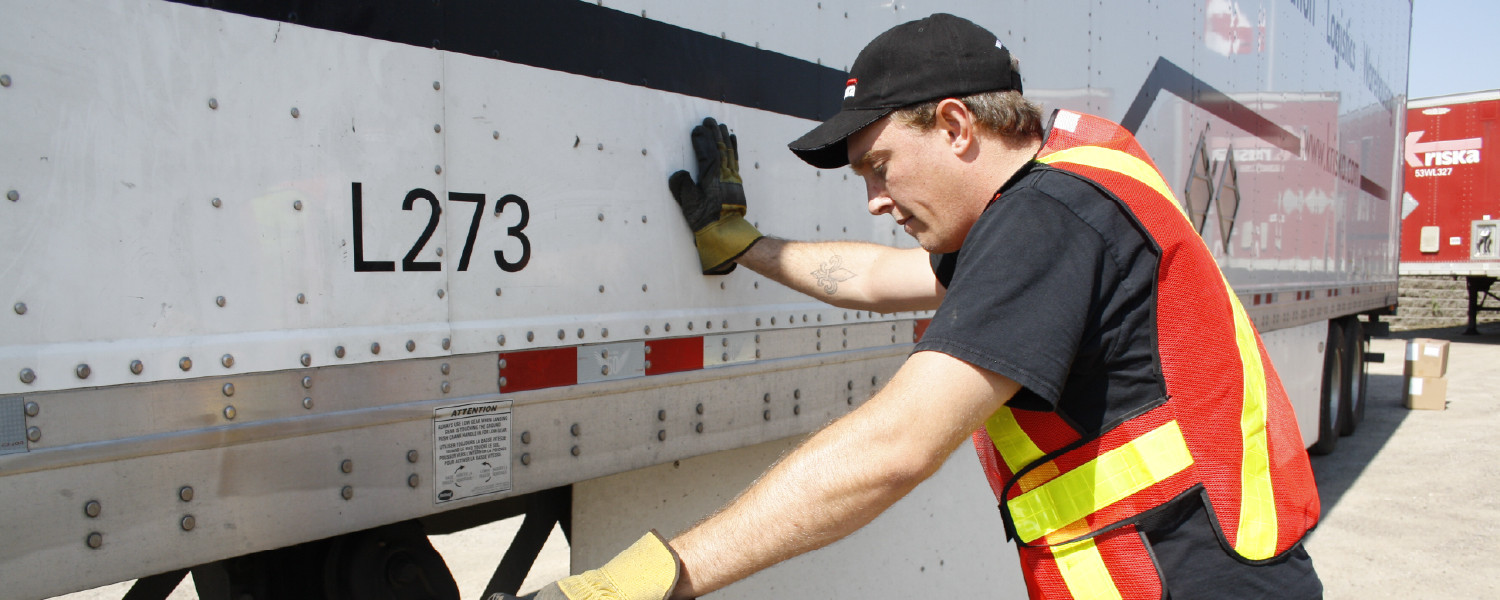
984 406 1046 474
1009 421 1194 543
1053 538 1124 600
1228 287 1277 559
1038 146 1190 223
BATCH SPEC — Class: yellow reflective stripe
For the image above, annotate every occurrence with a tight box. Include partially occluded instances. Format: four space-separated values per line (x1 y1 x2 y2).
985 407 1046 474
1227 287 1277 559
1038 146 1189 222
1053 538 1123 600
1009 421 1194 543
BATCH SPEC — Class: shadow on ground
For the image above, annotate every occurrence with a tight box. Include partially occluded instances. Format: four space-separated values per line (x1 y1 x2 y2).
1307 371 1406 513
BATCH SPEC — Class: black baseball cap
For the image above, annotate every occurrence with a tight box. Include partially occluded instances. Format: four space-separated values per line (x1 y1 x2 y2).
788 13 1023 169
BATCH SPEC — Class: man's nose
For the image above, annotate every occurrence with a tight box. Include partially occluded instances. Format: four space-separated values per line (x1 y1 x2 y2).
865 185 893 216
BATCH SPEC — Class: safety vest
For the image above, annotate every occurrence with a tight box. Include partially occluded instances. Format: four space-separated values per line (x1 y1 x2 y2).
973 110 1320 600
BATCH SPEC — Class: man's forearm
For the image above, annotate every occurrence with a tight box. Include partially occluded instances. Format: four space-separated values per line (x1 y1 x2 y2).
736 237 942 312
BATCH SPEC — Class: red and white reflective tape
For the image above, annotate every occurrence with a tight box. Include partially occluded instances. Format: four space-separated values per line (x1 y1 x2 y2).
498 319 935 394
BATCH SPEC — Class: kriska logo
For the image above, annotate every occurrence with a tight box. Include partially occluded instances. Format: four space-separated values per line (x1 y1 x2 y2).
1405 130 1483 168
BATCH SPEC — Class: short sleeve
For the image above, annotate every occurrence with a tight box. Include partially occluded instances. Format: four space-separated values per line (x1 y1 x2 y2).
914 178 1113 410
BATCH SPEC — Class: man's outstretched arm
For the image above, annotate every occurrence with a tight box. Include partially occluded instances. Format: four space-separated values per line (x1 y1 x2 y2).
665 350 1020 598
735 237 944 313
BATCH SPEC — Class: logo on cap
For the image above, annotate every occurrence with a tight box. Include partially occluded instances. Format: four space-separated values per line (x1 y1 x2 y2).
844 78 858 99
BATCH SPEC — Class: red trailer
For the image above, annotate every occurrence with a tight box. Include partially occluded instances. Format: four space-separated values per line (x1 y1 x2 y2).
1402 91 1500 333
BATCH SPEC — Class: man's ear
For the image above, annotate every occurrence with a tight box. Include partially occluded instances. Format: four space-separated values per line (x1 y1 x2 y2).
933 98 975 157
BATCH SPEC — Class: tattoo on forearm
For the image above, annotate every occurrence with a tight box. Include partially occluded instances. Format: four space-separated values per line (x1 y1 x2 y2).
811 255 857 294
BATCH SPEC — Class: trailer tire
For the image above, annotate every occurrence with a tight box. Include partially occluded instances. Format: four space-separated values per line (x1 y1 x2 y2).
1309 321 1346 456
1338 317 1368 436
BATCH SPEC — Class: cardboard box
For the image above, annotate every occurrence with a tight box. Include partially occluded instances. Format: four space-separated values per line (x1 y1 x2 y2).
1404 375 1448 410
1404 338 1451 379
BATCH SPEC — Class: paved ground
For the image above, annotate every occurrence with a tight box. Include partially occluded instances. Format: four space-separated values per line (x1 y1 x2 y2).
54 324 1500 599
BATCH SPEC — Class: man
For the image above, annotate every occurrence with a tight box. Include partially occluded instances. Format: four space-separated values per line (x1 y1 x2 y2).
525 13 1322 600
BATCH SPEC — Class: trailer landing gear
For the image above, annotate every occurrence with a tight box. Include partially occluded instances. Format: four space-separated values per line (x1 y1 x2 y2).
1463 276 1498 335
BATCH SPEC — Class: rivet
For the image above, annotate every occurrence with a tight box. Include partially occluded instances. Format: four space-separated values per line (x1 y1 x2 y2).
493 131 500 139
335 346 345 358
794 405 802 415
302 397 314 409
290 107 299 118
641 215 648 223
435 247 444 257
657 430 667 441
598 213 605 221
794 389 801 400
688 322 694 331
207 97 218 109
407 474 420 488
129 360 143 375
816 342 822 351
763 409 771 421
771 317 777 325
848 396 854 405
437 288 446 298
435 165 443 175
84 500 101 518
756 318 762 326
406 340 416 352
527 331 535 342
601 328 609 338
599 285 605 293
179 357 193 371
210 197 222 208
557 329 565 340
722 352 729 361
24 401 39 417
407 449 419 463
341 486 354 500
434 124 442 133
26 426 41 442
570 423 581 436
181 515 196 531
755 335 761 343
223 405 236 420
657 409 667 421
215 296 226 307
644 325 652 335
293 199 303 211
86 532 103 549
847 380 854 390
601 365 610 376
696 423 704 433
755 349 762 358
221 354 235 368
442 338 451 350
496 287 503 296
665 323 672 332
12 302 24 314
645 360 652 369
641 148 648 156
764 393 771 403
818 314 823 322
441 381 451 393
696 403 704 415
0 74 10 87
433 81 441 90
179 486 194 502
597 143 604 151
371 342 381 354
75 364 91 379
872 376 878 386
642 284 648 292
816 330 822 338
296 293 306 304
498 335 507 346
340 459 354 474
301 375 313 389
440 363 450 375
570 445 581 457
500 376 508 387
521 453 532 465
222 383 235 397
499 358 508 369
521 431 532 444
300 353 312 367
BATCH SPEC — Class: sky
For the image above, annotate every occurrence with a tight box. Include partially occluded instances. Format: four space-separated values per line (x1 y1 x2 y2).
1407 0 1500 99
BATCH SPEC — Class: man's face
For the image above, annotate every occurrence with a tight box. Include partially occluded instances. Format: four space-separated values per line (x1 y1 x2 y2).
846 116 979 254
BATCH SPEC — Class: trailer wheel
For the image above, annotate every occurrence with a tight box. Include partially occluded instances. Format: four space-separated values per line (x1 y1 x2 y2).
1309 321 1345 456
1338 317 1368 436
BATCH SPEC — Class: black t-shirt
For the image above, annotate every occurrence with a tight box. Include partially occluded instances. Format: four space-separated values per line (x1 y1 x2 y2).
915 162 1321 599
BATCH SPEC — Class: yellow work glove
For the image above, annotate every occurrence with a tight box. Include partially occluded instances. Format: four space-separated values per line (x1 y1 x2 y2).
668 117 764 274
526 531 681 600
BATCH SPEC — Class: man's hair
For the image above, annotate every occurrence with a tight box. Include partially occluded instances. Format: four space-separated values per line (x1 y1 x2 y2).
890 89 1044 145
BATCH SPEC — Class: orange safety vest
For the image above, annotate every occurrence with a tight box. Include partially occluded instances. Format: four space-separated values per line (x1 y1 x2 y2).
972 110 1320 600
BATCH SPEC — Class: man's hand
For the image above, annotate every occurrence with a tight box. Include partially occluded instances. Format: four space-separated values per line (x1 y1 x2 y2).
669 117 764 274
496 532 680 600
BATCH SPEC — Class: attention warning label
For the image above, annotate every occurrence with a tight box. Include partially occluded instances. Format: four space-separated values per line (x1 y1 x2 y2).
433 400 513 504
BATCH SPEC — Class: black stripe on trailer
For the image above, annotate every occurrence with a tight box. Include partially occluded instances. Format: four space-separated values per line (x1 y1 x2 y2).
167 0 848 122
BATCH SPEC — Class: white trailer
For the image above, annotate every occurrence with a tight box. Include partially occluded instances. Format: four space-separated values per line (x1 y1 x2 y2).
0 1 1410 598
